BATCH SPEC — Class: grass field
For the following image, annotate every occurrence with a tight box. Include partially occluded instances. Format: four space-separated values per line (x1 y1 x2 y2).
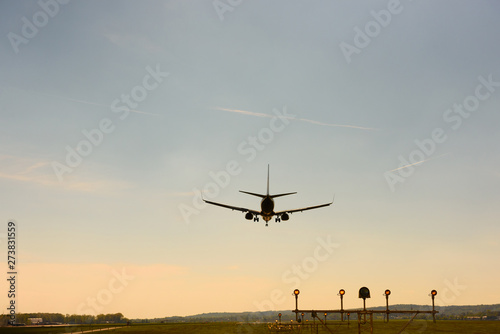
1 321 500 333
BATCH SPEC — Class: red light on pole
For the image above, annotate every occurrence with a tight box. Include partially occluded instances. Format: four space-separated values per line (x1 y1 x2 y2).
293 289 300 321
430 290 437 323
338 289 345 321
384 289 391 322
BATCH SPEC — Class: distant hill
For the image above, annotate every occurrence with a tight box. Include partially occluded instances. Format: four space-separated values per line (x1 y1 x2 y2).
133 304 500 323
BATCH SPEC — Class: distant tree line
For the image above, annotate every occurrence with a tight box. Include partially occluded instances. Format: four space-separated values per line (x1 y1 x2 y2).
436 309 500 320
0 312 128 325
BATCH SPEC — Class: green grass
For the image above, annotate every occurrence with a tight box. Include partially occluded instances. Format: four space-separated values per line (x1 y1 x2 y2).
0 324 125 334
1 321 500 333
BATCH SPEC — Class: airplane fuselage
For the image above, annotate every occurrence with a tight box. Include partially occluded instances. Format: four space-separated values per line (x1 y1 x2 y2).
260 196 275 221
261 197 274 214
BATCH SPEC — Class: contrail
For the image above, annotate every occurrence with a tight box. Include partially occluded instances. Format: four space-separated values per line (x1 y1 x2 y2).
2 86 160 116
293 117 378 130
212 107 378 130
40 93 161 116
388 153 451 172
213 107 275 119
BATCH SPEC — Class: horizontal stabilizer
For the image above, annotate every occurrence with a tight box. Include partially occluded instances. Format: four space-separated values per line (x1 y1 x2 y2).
239 190 267 198
270 192 297 198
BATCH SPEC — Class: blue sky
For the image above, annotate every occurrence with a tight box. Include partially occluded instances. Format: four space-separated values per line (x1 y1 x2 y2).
1 0 499 318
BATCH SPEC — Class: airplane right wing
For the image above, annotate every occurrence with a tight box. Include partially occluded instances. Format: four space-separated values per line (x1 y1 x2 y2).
275 200 333 215
202 198 260 215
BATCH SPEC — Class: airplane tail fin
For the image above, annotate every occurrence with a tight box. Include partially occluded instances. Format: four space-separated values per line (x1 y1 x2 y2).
240 165 296 198
267 164 270 196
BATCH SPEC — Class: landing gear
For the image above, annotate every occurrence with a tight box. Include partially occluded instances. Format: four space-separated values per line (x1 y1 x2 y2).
253 216 259 222
275 217 281 223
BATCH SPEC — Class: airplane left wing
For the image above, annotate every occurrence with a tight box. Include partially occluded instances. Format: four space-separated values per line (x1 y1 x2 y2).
203 198 260 215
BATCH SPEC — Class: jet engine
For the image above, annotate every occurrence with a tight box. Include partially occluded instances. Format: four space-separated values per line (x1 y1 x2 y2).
281 213 289 221
245 212 253 220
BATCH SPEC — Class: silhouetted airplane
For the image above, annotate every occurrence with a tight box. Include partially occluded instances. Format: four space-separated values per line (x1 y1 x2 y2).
203 165 333 226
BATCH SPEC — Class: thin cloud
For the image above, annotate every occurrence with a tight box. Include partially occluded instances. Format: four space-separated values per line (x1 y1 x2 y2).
167 191 197 197
388 153 451 172
212 107 378 130
0 155 131 192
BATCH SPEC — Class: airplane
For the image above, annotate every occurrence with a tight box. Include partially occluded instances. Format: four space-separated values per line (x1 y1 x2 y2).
203 165 333 226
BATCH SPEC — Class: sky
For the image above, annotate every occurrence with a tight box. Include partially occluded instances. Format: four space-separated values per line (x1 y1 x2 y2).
0 0 499 319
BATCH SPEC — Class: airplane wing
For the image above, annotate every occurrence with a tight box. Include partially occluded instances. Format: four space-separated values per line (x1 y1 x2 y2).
275 201 333 215
203 198 260 214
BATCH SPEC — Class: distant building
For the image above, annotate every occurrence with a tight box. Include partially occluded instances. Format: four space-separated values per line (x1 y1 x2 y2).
28 318 43 325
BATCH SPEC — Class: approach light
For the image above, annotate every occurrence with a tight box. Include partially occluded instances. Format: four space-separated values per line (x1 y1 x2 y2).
294 289 300 296
278 313 282 317
431 290 437 296
339 289 345 295
358 287 371 299
385 289 391 296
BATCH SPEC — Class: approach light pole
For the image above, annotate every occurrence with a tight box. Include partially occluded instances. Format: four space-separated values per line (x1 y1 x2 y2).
430 290 437 323
324 313 327 325
384 289 391 322
359 287 371 322
359 287 370 311
338 289 345 321
278 313 282 325
301 312 304 323
294 289 300 322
